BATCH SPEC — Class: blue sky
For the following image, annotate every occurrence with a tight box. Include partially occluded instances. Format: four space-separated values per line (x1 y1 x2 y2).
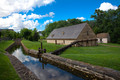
0 0 120 31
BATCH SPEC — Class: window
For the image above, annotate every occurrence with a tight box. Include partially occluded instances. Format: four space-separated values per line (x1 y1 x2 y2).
62 31 65 35
100 38 102 43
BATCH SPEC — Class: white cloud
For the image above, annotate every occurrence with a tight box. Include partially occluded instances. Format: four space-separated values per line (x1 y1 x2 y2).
0 13 39 31
0 0 55 17
49 12 55 17
76 17 85 21
43 19 53 25
98 2 118 11
27 13 41 19
0 12 55 31
12 47 38 63
27 12 55 19
40 19 53 28
0 0 55 31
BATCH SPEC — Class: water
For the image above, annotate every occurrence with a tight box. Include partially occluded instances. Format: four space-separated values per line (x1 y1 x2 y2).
9 46 84 80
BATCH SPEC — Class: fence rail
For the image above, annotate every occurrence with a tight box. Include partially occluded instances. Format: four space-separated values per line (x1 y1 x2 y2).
51 39 97 55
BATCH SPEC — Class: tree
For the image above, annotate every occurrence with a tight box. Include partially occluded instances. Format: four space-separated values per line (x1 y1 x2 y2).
32 28 40 41
90 7 120 43
20 28 32 40
0 32 1 38
20 28 39 41
0 30 17 39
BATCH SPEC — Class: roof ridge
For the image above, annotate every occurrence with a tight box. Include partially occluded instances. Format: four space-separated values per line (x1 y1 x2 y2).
55 22 87 30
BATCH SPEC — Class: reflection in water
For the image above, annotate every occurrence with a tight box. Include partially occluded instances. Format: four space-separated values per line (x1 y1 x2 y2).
10 46 83 80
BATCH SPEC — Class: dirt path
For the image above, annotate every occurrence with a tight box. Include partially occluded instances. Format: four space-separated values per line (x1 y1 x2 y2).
99 44 120 48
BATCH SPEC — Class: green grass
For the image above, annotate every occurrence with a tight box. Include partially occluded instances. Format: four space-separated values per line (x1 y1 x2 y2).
60 45 120 71
99 43 120 47
0 40 21 80
22 40 64 53
22 40 120 71
0 40 14 53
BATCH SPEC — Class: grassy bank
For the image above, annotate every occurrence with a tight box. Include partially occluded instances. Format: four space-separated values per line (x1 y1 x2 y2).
100 43 120 47
0 40 21 80
22 40 120 71
60 44 120 71
22 40 64 52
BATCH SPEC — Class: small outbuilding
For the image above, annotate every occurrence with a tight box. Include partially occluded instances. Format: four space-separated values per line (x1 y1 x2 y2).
97 33 110 43
38 31 42 36
0 29 14 32
47 23 97 46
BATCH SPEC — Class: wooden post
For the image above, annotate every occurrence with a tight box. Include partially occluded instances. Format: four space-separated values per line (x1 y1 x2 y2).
90 39 92 46
41 42 43 49
38 47 41 57
42 63 44 69
44 49 46 53
86 40 88 47
81 40 83 46
39 57 42 62
96 39 98 46
55 40 57 44
95 39 96 46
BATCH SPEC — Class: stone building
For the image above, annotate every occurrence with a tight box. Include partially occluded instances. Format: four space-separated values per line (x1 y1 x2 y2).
0 29 14 32
47 23 97 46
97 33 110 43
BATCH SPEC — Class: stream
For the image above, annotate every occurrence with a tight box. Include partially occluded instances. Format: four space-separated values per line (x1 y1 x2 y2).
8 46 84 80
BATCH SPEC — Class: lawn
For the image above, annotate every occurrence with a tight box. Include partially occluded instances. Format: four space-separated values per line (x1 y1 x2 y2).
60 45 120 71
99 43 120 47
0 40 21 80
22 40 64 53
22 40 120 71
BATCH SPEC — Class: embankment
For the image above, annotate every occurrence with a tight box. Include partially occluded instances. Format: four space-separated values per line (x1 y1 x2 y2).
5 39 39 80
6 39 120 80
21 40 120 80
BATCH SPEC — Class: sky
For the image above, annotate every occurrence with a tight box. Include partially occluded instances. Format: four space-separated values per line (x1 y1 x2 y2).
0 0 120 32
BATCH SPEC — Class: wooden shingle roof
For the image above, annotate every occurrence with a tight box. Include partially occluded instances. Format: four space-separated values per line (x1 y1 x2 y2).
47 23 87 39
97 33 109 38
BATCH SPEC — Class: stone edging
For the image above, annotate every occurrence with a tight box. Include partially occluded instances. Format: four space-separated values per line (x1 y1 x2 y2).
21 42 38 58
5 39 40 80
5 42 16 51
5 52 39 80
42 53 120 80
5 39 22 51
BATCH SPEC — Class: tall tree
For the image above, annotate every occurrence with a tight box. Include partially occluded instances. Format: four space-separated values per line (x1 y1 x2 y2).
20 28 32 40
91 7 120 43
32 28 40 41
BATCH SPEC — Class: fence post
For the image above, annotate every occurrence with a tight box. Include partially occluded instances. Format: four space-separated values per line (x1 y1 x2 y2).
38 47 41 57
44 49 46 53
41 42 43 49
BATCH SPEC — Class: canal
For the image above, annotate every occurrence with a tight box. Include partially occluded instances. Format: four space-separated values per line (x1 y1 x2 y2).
8 46 84 80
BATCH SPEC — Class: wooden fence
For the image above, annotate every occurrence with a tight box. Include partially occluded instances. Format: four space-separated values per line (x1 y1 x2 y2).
51 39 97 55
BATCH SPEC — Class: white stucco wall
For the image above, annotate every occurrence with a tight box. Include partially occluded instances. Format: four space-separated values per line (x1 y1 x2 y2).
47 39 75 45
97 38 108 43
97 38 100 43
47 40 55 43
64 40 75 45
57 40 64 44
102 38 108 43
